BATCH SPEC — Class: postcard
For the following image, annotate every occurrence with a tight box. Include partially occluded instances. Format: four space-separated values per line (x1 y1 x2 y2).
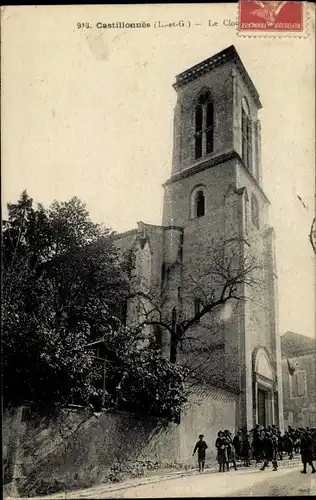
2 2 315 499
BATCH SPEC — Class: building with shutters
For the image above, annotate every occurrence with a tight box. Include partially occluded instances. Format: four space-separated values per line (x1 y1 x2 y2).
281 331 316 429
114 45 284 435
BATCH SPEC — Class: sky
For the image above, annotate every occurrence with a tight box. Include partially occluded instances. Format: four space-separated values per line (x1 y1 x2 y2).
2 4 315 339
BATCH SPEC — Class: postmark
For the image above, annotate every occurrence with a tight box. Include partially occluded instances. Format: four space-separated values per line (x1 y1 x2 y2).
238 0 308 38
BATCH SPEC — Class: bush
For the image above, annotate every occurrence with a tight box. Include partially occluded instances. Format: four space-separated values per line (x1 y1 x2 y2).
100 326 189 422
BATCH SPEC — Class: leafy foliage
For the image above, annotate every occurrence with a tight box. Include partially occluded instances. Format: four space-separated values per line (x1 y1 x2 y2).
2 191 189 421
98 326 189 422
2 191 128 406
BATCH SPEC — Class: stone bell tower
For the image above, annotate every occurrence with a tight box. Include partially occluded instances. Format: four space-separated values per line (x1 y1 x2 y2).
161 46 284 432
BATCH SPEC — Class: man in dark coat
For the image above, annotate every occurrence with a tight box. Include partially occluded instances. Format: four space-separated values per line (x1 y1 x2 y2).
277 430 284 460
300 430 316 474
233 431 243 462
253 428 265 465
283 431 294 460
241 433 251 467
311 428 316 460
192 434 208 472
260 432 278 471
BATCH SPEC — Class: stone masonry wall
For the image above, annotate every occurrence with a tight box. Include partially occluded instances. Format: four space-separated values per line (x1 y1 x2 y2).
3 385 237 497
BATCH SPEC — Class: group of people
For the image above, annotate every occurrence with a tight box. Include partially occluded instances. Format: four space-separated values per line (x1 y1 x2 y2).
192 425 316 474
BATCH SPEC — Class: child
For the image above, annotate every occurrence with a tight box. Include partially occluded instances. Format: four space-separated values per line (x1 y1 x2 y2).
193 434 208 472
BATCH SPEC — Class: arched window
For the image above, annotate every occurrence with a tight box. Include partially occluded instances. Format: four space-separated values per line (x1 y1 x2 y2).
194 90 214 159
251 194 259 229
190 186 206 219
241 98 252 170
196 191 205 217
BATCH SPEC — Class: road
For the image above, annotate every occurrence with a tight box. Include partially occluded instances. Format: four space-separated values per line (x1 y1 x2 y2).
36 465 316 498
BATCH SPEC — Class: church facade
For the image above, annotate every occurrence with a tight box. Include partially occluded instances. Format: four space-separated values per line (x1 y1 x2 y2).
115 45 284 433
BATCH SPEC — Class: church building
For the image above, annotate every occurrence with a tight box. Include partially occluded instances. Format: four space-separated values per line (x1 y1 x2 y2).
115 45 284 435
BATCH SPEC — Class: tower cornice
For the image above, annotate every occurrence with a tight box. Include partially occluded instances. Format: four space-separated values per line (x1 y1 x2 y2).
163 149 270 205
164 150 237 187
173 45 262 109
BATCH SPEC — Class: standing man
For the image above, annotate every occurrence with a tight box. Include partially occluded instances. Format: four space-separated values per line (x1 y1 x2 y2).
241 432 251 467
252 426 261 465
193 434 208 473
233 431 243 463
283 431 294 460
311 428 316 460
260 431 278 471
277 430 284 460
300 430 316 474
294 430 301 454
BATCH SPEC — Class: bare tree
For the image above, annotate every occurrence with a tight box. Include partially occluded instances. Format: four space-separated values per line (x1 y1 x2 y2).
128 236 262 368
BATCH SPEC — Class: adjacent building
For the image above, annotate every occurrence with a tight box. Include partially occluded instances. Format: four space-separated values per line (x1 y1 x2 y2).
281 331 316 429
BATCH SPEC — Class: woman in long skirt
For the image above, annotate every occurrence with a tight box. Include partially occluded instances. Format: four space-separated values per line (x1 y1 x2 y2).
224 429 238 470
215 431 229 472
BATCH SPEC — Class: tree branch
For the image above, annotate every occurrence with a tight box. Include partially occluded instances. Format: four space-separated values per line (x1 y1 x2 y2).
310 218 316 255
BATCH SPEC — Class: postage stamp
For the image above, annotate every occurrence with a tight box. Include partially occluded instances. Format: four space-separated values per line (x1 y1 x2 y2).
238 0 305 36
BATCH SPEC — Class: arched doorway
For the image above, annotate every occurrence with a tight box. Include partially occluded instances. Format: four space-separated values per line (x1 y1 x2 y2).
253 348 275 427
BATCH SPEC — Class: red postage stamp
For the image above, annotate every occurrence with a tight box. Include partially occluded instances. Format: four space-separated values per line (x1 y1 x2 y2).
239 1 303 32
